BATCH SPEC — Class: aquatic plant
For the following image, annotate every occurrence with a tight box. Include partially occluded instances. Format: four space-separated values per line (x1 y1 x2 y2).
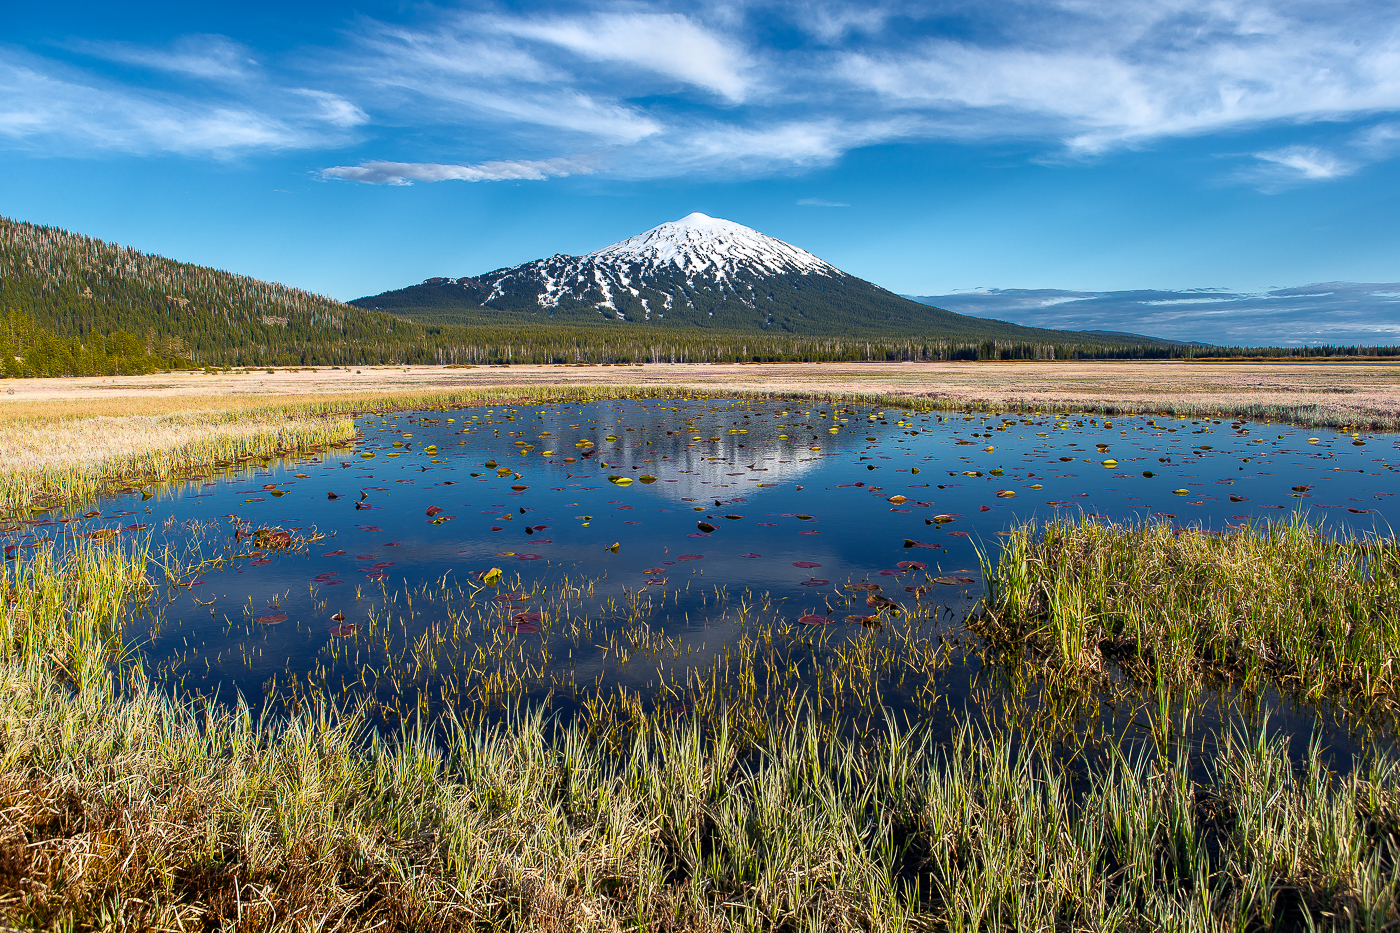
980 516 1400 711
2 561 1397 929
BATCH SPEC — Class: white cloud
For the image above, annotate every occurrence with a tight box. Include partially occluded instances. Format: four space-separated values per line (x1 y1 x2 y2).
321 158 590 185
10 1 1400 183
1356 121 1400 158
917 282 1400 346
342 20 662 144
326 1 1400 181
294 89 369 128
497 12 751 101
797 4 893 42
0 50 360 155
68 34 258 81
836 4 1400 153
1252 145 1353 180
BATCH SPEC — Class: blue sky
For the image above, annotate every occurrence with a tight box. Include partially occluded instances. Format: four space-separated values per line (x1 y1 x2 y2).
3 0 1399 344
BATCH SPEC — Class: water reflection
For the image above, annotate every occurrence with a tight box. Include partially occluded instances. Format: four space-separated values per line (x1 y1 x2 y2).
5 397 1398 768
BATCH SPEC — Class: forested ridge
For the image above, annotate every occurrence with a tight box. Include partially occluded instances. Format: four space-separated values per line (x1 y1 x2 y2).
0 216 428 368
4 215 1398 376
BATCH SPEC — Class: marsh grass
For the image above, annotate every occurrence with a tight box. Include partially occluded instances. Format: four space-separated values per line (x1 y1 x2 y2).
253 572 964 750
0 407 357 517
979 516 1400 716
2 533 1400 928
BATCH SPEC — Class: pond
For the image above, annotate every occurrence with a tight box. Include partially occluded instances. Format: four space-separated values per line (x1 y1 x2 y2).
9 398 1400 764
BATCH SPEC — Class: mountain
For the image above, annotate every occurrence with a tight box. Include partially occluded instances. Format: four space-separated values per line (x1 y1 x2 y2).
351 213 1110 342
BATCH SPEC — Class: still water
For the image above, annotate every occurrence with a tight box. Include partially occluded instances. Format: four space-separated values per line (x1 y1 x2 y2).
10 398 1400 760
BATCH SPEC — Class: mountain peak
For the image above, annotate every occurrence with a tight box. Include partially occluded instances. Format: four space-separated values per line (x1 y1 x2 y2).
585 213 839 281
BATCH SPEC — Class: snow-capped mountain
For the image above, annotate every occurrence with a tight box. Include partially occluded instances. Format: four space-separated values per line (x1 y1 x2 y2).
586 212 839 282
408 213 845 324
351 213 1063 339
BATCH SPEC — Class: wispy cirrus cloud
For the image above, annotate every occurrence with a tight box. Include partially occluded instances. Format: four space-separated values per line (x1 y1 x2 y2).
65 34 260 82
1236 118 1400 189
0 54 355 154
835 3 1400 154
494 12 753 102
1253 146 1353 180
318 0 1400 184
1239 145 1356 189
321 158 589 185
0 41 364 155
7 1 1400 185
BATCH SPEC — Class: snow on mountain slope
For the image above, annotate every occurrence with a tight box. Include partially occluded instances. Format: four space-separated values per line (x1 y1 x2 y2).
355 211 1000 334
586 213 840 282
437 213 844 319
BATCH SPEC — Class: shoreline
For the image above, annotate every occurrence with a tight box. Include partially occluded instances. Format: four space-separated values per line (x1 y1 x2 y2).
5 359 1400 516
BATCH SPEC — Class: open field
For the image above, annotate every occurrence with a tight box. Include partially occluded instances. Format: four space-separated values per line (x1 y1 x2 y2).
6 360 1400 427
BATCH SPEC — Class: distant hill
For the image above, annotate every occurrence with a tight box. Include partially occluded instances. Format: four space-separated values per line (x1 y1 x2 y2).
351 213 1140 344
0 215 429 367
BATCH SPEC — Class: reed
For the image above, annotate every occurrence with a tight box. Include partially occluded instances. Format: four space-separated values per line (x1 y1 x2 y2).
0 408 356 517
979 516 1400 711
3 538 1400 929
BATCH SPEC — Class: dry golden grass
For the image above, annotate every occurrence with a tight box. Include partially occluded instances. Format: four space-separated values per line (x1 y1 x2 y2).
5 359 1400 516
0 406 356 516
7 359 1400 427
